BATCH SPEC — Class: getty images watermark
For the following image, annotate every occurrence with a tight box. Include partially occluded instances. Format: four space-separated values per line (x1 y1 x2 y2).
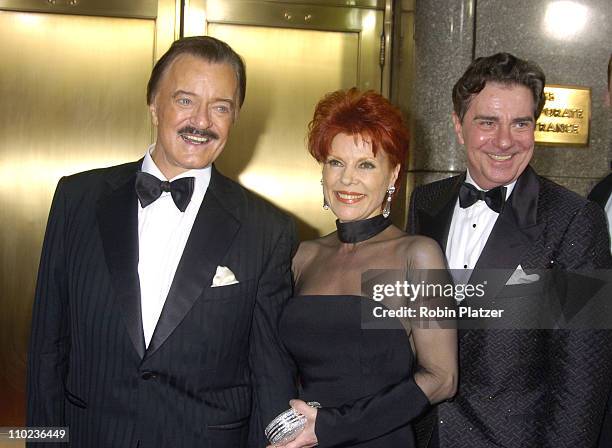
360 269 612 330
370 279 504 319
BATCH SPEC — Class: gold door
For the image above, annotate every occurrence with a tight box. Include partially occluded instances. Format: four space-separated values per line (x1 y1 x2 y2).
0 0 178 432
185 0 390 239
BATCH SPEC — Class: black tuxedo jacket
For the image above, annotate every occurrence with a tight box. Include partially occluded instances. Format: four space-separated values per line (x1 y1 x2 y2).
27 161 297 448
408 166 612 448
588 172 612 448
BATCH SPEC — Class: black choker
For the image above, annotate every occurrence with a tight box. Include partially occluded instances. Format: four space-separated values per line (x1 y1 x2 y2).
336 214 392 243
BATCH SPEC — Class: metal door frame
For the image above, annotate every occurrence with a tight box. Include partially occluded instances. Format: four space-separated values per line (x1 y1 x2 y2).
184 0 392 96
0 0 158 19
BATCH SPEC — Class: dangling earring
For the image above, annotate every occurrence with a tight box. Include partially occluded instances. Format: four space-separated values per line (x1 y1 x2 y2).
382 186 395 218
321 178 329 210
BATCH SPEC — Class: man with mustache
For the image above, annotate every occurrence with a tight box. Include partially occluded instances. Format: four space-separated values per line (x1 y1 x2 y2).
408 53 612 447
27 36 296 447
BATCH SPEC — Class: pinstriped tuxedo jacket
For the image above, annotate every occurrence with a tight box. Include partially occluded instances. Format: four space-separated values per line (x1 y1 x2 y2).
408 166 612 448
26 160 297 448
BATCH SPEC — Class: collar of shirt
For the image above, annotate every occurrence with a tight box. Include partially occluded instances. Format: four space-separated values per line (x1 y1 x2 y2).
141 143 212 208
465 169 517 201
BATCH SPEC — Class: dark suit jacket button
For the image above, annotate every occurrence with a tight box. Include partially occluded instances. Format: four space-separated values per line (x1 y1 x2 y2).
141 371 156 380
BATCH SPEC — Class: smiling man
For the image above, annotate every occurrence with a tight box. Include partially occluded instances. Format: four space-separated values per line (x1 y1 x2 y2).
408 53 612 447
27 36 296 448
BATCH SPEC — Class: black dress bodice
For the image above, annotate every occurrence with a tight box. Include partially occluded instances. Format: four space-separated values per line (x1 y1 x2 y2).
280 295 418 447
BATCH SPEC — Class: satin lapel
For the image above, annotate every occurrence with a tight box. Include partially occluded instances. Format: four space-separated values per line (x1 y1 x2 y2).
145 167 241 359
96 161 145 359
588 173 612 207
418 175 463 251
470 166 545 297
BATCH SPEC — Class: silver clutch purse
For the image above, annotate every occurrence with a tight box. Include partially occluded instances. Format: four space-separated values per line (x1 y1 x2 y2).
265 401 321 446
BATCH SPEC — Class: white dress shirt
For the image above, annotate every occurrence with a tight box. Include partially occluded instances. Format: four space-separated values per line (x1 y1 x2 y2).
138 144 211 347
446 171 516 271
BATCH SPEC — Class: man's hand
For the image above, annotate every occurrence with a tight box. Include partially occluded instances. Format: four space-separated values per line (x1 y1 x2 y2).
266 400 318 448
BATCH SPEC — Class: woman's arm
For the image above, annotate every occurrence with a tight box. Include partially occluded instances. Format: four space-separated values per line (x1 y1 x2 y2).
409 236 458 404
413 326 457 403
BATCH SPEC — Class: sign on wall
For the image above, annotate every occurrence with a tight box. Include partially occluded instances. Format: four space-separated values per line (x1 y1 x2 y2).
535 85 591 146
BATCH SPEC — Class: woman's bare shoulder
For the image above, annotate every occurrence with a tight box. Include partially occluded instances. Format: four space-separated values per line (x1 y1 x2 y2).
293 233 336 272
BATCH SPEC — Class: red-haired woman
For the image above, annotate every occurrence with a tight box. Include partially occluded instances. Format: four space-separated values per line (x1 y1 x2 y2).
273 88 457 448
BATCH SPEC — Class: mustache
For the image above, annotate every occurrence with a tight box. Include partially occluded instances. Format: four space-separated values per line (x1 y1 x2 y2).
178 126 219 140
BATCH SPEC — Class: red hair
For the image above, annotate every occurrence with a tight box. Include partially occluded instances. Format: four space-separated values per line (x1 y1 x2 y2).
307 88 409 188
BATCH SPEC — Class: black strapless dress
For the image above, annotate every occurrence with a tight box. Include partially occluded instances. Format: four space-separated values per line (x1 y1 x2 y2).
280 295 426 447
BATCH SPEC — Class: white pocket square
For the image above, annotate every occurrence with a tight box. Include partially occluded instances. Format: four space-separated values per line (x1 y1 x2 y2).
506 264 540 285
211 266 239 287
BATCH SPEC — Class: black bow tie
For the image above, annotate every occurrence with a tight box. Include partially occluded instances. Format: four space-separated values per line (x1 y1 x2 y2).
135 171 195 212
458 182 506 213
